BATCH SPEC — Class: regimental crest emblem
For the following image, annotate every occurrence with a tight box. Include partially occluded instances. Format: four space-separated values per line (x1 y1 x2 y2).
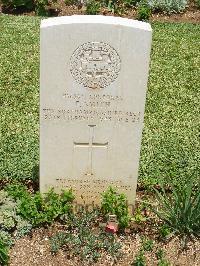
70 42 121 90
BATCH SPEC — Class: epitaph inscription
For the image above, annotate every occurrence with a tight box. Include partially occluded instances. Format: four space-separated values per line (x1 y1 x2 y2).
54 178 132 201
70 42 121 89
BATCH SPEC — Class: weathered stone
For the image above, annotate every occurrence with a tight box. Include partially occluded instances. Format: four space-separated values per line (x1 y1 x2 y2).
40 15 152 206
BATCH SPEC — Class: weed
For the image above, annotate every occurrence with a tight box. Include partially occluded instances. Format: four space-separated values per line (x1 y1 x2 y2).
86 0 101 14
0 231 13 248
0 239 9 266
159 224 172 238
141 236 154 251
132 206 147 224
101 187 130 229
156 248 170 266
5 183 29 200
0 189 33 265
148 0 188 14
137 0 151 21
123 0 140 7
1 0 56 16
0 190 32 239
101 0 124 14
6 184 75 226
132 250 146 266
1 0 34 10
156 248 164 260
108 0 119 12
50 210 122 263
152 180 200 236
35 0 50 16
64 0 75 5
51 231 67 253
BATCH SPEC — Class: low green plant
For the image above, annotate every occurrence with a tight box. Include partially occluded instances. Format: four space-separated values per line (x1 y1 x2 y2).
196 0 200 8
5 183 29 200
1 0 34 9
6 184 75 226
0 239 9 266
123 0 140 7
101 186 130 229
0 189 33 265
152 180 200 236
156 248 170 266
51 231 67 253
101 0 123 13
132 205 147 224
141 236 154 251
86 0 101 14
0 231 13 248
0 190 32 238
158 258 170 266
132 250 146 266
35 0 49 16
136 0 151 21
147 0 188 13
22 189 74 226
50 210 122 263
159 224 172 238
64 0 75 5
1 0 56 15
0 191 16 231
156 248 164 260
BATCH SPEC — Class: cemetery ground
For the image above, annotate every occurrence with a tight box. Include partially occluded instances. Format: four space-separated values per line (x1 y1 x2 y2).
0 15 200 266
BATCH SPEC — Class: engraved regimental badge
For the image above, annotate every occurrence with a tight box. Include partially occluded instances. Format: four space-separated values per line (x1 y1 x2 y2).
70 42 121 90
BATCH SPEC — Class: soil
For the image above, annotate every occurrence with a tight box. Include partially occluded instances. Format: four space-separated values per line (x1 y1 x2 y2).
9 224 200 266
0 0 200 23
7 191 200 266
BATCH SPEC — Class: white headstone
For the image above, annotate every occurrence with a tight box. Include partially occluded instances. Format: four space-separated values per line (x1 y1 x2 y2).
40 15 152 206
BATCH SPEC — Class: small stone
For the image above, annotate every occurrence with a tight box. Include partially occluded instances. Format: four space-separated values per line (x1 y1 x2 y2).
125 228 131 234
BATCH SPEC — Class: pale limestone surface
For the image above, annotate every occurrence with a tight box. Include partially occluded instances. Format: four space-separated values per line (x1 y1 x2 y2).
40 15 152 206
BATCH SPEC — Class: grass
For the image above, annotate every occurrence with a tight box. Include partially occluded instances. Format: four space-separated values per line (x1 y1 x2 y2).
140 22 200 187
0 16 40 180
0 16 200 187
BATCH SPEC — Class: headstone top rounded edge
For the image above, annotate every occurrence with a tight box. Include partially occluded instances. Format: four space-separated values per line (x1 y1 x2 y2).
40 15 152 32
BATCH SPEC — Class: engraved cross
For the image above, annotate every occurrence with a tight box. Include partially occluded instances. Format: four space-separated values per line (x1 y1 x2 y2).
74 125 108 176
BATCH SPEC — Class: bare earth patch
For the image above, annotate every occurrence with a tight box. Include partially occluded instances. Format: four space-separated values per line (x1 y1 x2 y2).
9 225 200 266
